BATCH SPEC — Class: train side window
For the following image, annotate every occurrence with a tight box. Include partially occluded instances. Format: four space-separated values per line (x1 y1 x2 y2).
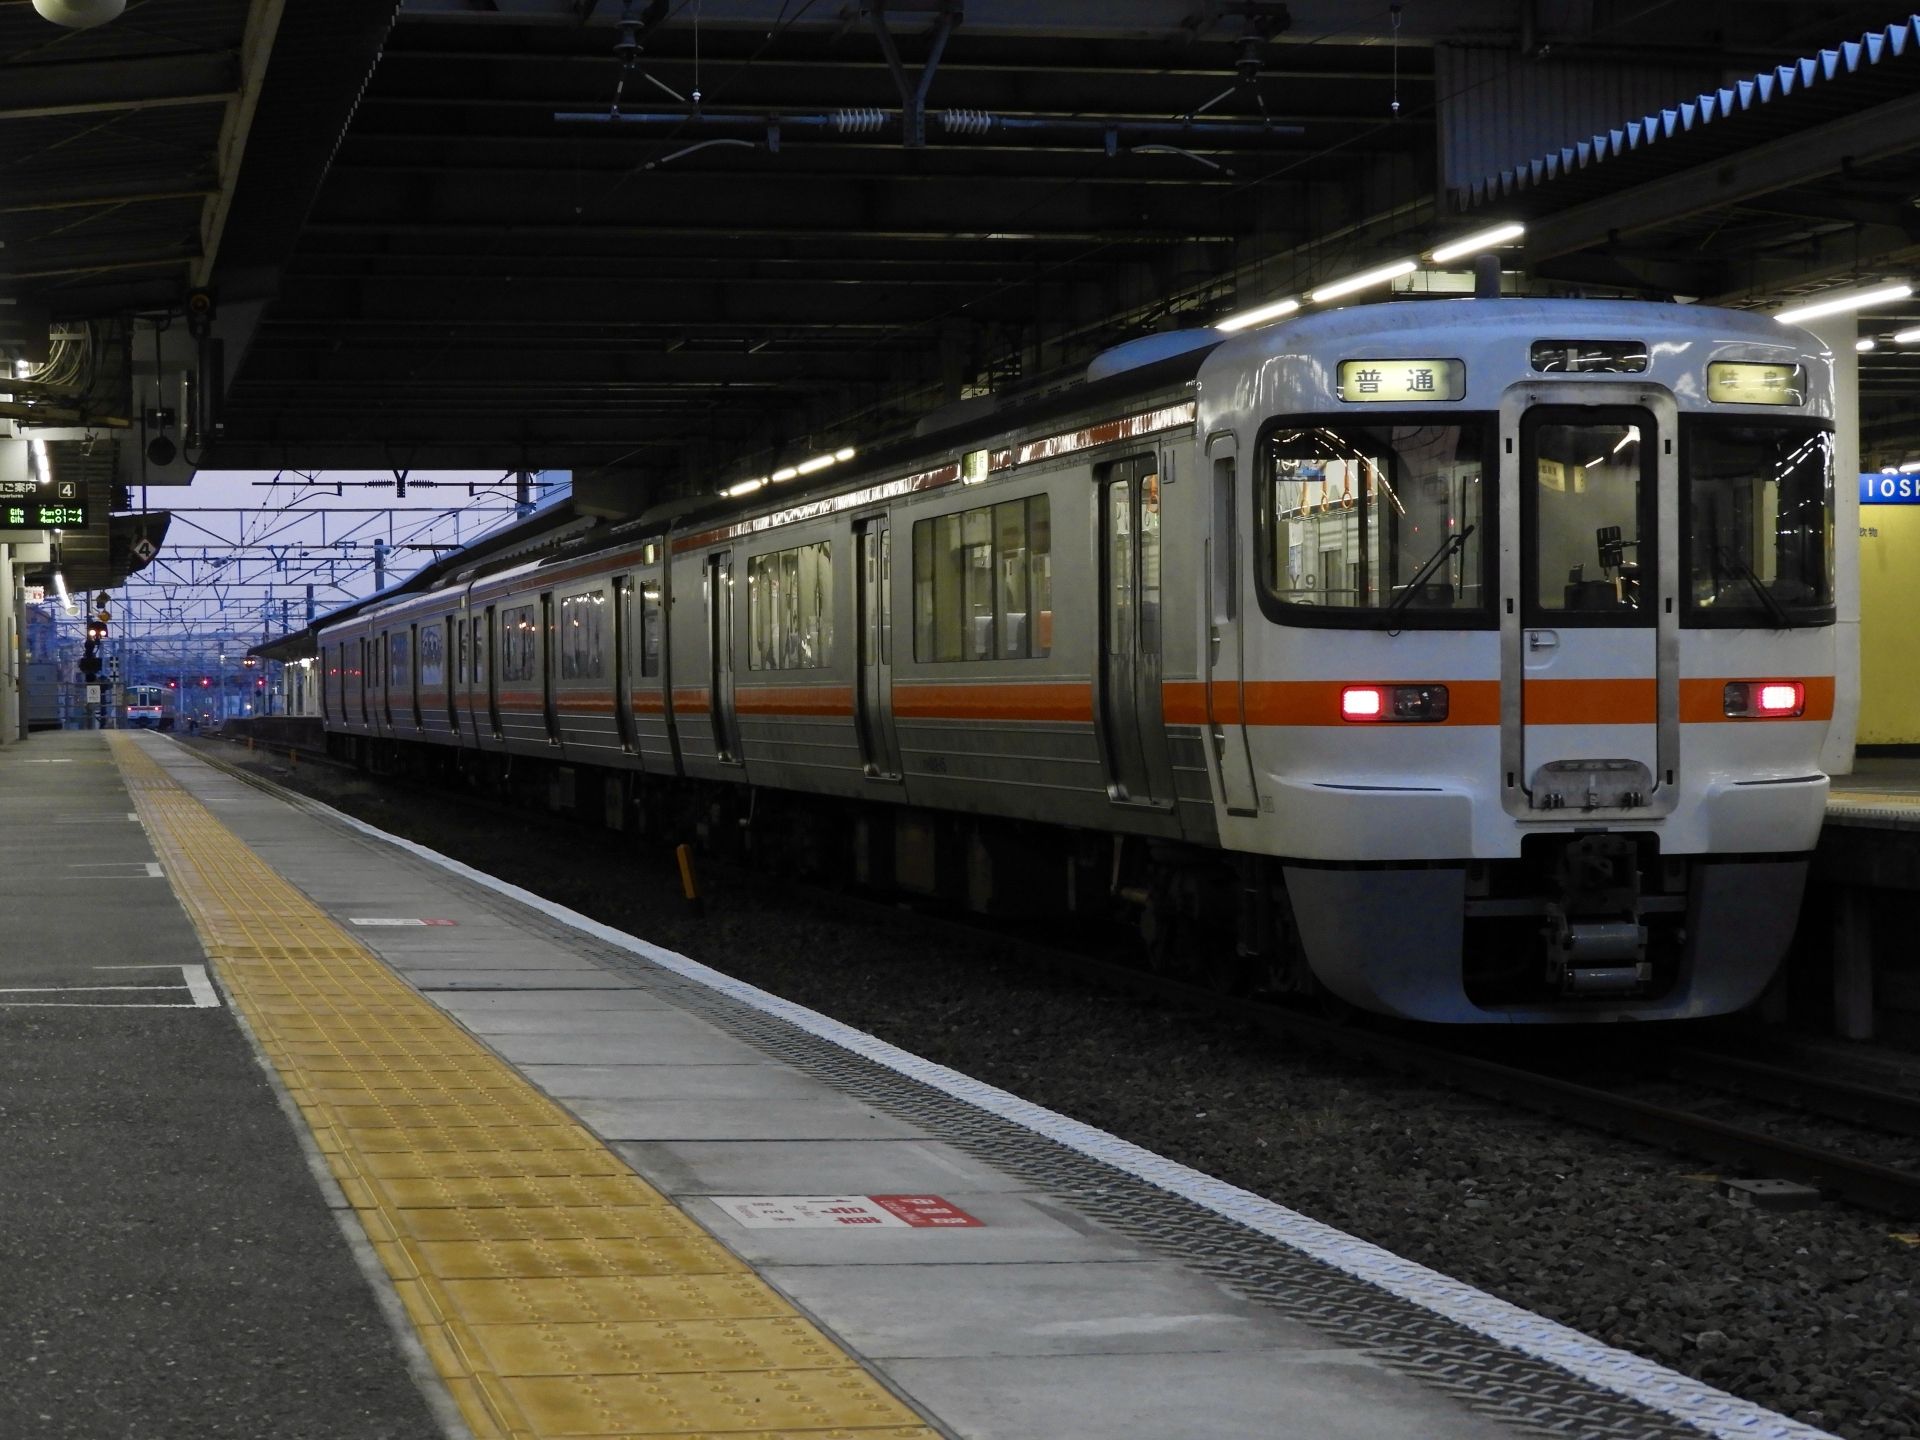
912 494 1051 662
418 622 444 687
389 628 411 688
558 591 606 680
500 604 537 682
471 616 487 687
640 581 662 677
456 618 468 684
746 542 833 670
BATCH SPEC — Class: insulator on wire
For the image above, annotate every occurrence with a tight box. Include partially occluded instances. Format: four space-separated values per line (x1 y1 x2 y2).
942 109 995 135
832 108 889 133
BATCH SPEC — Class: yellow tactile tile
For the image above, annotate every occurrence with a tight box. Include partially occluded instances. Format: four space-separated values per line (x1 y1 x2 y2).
464 1317 852 1377
427 1275 797 1327
111 737 936 1440
503 1369 925 1437
393 1208 691 1243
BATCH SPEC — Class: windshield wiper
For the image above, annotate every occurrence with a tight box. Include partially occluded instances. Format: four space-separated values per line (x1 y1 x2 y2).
1715 543 1797 629
1385 524 1475 618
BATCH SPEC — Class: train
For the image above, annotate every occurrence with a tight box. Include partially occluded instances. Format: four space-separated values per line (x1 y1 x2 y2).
124 683 176 730
317 297 1845 1023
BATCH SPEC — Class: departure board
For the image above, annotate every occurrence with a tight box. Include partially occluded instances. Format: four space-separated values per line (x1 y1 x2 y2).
0 500 88 529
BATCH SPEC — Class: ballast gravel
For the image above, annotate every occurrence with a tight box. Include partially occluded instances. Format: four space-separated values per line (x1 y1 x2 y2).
205 743 1920 1440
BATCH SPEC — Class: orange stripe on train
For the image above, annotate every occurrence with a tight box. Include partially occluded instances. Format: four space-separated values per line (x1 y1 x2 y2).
892 681 1094 724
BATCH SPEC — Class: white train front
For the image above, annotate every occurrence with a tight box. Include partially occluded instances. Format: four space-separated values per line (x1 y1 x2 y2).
317 297 1845 1024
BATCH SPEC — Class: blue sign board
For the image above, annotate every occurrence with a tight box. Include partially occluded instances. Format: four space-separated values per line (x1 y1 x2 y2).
1861 472 1920 504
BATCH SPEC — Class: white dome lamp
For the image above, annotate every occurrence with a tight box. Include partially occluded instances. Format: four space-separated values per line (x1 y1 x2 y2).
32 0 127 28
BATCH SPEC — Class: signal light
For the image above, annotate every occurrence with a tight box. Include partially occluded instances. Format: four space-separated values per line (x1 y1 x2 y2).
1340 684 1450 723
1723 680 1805 718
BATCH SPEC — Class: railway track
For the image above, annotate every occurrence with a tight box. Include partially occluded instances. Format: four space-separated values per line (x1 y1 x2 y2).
194 732 1920 1220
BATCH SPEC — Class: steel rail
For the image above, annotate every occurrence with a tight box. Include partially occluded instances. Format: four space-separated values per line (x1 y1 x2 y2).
1661 1046 1920 1140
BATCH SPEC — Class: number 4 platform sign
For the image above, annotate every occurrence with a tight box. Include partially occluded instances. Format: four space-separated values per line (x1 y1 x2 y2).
713 1194 983 1229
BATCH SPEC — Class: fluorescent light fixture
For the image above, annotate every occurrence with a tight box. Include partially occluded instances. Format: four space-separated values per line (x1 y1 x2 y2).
29 437 49 484
1774 282 1911 325
722 478 766 498
1216 297 1300 334
834 446 856 462
1856 338 1878 351
769 466 799 483
1310 259 1418 304
1610 428 1638 454
13 359 30 379
54 571 72 613
1893 326 1920 344
1899 461 1920 473
1427 222 1525 264
796 454 836 475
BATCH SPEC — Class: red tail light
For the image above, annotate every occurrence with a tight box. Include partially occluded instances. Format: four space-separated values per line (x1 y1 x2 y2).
1723 680 1805 718
1341 684 1449 723
1341 686 1385 720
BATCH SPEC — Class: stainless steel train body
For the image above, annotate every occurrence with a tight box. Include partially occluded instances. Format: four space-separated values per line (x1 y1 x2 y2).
317 298 1846 1023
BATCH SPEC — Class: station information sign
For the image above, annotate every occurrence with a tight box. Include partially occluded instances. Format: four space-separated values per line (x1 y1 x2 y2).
1861 472 1920 505
0 499 88 529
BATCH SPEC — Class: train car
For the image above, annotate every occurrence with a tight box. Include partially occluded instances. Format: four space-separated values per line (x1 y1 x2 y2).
123 683 175 730
318 296 1846 1024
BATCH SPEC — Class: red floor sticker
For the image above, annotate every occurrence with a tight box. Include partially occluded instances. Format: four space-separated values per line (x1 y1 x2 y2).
869 1194 984 1227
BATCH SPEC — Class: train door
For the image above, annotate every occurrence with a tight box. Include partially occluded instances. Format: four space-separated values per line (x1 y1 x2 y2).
1507 400 1676 817
612 575 637 753
855 517 901 778
483 605 501 738
378 632 393 731
409 622 423 728
1098 454 1173 805
445 617 459 736
540 591 560 744
706 552 740 763
1206 434 1258 816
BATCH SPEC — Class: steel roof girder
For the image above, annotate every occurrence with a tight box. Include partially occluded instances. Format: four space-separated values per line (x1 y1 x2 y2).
1523 87 1920 265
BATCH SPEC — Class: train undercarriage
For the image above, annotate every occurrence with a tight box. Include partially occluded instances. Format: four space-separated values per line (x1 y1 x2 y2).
332 731 1805 1023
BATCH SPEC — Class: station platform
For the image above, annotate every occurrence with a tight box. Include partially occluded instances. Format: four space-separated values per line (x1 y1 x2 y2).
2 730 1838 1440
1828 755 1920 829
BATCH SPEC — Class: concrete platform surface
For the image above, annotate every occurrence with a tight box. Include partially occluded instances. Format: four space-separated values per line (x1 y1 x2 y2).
59 731 1850 1440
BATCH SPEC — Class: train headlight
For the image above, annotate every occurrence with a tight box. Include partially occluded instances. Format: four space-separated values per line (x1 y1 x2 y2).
1341 684 1449 723
1723 680 1805 718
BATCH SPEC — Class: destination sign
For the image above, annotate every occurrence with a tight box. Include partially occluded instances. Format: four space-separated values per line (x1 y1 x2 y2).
1705 362 1804 406
1337 358 1466 403
1 499 88 529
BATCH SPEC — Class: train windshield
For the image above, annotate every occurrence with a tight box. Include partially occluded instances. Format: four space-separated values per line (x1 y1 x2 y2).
1260 419 1492 626
1682 419 1834 627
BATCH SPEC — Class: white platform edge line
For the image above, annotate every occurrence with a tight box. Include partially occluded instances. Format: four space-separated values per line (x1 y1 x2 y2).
156 741 1832 1440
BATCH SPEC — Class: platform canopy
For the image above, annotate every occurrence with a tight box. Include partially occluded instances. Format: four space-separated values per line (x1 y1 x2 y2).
5 0 1920 526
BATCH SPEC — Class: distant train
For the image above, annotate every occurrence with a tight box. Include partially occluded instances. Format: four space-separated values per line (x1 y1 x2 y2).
124 683 175 730
318 298 1846 1023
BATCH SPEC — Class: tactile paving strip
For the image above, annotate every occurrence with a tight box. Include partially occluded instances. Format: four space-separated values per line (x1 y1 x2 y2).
110 736 934 1440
